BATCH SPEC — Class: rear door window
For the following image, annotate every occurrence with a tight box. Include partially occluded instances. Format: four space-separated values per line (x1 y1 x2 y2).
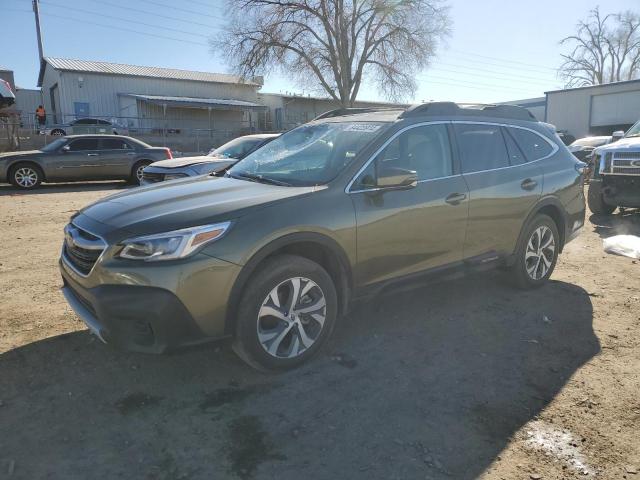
67 138 99 151
508 127 553 161
100 138 131 150
454 124 509 173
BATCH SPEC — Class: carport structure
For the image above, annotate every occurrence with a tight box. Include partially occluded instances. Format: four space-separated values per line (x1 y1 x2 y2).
118 93 267 136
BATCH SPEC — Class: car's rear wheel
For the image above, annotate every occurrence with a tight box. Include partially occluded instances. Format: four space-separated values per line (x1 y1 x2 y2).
50 129 65 136
130 161 151 185
511 214 559 289
232 254 338 371
9 163 43 189
587 181 616 215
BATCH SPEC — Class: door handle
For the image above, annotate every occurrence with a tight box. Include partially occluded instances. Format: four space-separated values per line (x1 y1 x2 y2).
521 178 537 190
86 153 99 157
445 192 467 205
126 152 136 156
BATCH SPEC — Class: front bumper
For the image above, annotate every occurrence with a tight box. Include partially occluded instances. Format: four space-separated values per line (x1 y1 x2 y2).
59 249 241 353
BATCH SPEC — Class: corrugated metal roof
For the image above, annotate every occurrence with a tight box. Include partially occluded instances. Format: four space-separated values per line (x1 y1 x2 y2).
44 57 257 86
122 94 266 110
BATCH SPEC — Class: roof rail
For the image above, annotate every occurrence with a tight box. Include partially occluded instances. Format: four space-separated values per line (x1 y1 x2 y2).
399 102 536 122
313 107 399 120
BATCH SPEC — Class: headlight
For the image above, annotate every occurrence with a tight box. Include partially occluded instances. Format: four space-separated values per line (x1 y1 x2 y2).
118 222 230 261
164 173 188 181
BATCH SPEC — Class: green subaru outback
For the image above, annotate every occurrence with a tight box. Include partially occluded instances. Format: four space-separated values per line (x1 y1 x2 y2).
60 103 586 370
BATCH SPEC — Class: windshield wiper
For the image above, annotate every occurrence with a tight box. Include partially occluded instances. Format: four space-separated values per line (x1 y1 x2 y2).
229 172 292 186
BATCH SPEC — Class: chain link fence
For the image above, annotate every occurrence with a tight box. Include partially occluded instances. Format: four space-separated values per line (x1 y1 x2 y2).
1 113 279 155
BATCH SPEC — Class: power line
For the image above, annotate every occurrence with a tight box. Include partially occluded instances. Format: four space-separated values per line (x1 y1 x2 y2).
135 0 226 21
420 80 537 96
449 49 558 72
420 75 542 94
39 11 209 46
86 0 219 30
423 66 555 87
39 1 210 38
434 61 555 83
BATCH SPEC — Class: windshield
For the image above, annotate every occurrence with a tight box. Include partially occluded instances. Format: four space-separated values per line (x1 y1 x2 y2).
625 120 640 138
41 138 67 152
228 122 384 186
210 137 264 159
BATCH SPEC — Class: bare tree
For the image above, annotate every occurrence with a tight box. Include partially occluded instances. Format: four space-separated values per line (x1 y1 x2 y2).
559 7 640 87
215 0 451 105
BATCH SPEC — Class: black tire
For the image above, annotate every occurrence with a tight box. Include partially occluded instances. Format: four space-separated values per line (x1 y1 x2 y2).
9 163 43 189
50 129 66 136
510 214 560 289
130 160 151 185
587 182 616 215
232 254 338 371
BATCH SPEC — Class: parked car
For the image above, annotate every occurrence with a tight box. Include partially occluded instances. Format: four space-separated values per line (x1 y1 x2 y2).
568 136 611 162
43 118 128 136
142 133 280 185
0 79 15 109
59 102 586 370
588 119 640 214
0 135 172 189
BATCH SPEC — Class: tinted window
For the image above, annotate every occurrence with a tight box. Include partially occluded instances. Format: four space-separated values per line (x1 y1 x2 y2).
454 124 509 173
100 139 131 150
67 138 99 151
508 127 552 161
97 119 111 125
502 128 526 165
74 119 95 125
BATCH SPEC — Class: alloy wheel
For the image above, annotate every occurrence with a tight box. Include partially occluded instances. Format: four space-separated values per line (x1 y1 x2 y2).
14 167 38 188
257 277 327 358
525 226 555 280
136 165 145 183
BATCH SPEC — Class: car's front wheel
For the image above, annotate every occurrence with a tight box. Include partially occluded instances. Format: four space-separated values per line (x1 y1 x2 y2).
511 214 559 289
50 129 65 136
233 254 338 371
9 163 43 189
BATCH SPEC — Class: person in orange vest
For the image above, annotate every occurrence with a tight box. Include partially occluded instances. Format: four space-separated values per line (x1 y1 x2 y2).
36 105 46 128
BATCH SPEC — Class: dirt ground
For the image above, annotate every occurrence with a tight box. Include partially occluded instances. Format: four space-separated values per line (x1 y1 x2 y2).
0 182 639 480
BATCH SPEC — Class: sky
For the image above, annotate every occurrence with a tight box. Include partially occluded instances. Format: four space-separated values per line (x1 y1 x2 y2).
1 0 638 104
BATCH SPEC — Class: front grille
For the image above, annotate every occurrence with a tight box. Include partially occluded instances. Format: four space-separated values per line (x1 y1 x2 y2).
614 151 640 159
63 224 106 275
142 171 165 183
601 151 640 176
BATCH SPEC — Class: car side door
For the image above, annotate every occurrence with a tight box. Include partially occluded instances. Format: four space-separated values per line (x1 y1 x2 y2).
52 137 102 180
453 122 546 262
95 138 137 179
349 122 470 287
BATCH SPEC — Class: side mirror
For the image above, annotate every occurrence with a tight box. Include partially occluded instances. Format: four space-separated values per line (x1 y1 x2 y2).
61 145 70 152
376 167 418 189
611 130 625 142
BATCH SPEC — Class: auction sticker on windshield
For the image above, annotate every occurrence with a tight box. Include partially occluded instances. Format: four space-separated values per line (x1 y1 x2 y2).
344 123 381 132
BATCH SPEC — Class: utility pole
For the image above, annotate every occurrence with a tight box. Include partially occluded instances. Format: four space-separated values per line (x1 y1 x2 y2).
33 0 44 61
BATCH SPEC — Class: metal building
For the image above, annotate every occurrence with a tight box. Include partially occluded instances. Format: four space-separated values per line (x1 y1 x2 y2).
37 57 266 145
258 93 407 131
545 79 640 139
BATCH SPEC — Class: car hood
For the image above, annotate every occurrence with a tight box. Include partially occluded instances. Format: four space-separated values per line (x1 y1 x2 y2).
595 137 640 154
0 150 42 160
148 155 231 169
77 174 319 238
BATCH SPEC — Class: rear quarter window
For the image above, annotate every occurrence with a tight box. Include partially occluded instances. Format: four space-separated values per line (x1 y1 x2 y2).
508 127 553 161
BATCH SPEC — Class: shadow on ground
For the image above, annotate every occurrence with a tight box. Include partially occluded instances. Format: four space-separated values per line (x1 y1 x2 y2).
0 181 129 196
0 272 597 479
590 208 640 238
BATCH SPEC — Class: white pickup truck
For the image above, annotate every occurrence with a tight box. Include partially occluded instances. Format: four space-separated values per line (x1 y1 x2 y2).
588 119 640 214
